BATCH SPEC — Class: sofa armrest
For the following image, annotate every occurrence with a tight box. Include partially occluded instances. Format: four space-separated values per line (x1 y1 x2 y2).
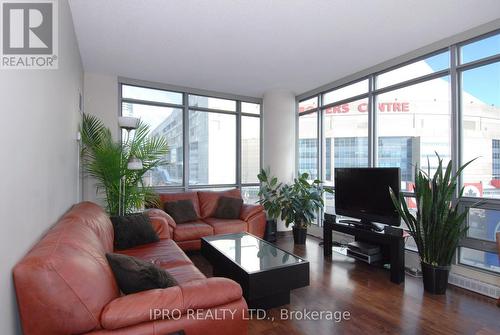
240 204 264 221
148 216 171 239
101 277 243 330
145 208 176 228
246 211 266 238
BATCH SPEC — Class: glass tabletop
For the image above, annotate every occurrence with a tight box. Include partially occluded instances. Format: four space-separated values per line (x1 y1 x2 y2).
203 232 305 273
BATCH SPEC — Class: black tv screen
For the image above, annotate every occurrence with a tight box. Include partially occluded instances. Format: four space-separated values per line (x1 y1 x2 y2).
334 168 401 226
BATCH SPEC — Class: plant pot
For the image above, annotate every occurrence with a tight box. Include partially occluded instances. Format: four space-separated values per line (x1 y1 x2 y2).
421 262 450 294
264 219 277 242
292 226 307 244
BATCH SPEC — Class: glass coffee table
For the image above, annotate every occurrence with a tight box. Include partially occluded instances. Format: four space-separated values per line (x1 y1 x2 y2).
201 232 309 309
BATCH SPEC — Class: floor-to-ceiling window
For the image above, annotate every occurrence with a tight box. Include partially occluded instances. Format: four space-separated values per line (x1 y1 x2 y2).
298 97 319 180
121 81 262 203
376 73 452 191
297 30 500 274
457 33 500 273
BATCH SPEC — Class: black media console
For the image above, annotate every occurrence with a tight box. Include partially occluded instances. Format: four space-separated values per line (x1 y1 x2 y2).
323 213 405 284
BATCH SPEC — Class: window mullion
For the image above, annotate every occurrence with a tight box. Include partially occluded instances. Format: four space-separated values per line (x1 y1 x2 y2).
236 101 242 188
450 45 461 200
183 93 189 191
368 75 376 167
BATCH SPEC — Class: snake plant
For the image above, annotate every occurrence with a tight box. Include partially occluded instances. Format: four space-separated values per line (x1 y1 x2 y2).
389 153 476 267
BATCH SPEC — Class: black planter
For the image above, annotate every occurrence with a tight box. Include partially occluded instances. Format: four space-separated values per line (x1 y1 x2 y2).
264 219 277 242
421 262 450 294
292 226 307 244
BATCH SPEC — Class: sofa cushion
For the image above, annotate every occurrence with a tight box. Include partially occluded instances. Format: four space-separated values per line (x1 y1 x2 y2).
173 220 214 242
145 208 177 229
13 202 120 335
176 240 203 251
203 217 247 235
164 199 198 224
198 189 242 218
147 215 172 240
106 253 178 294
116 239 193 269
100 277 243 330
110 214 159 250
165 264 206 284
159 192 201 218
240 203 265 221
213 196 243 219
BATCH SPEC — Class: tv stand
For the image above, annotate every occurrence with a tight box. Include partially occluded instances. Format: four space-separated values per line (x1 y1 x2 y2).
338 219 383 232
324 214 405 284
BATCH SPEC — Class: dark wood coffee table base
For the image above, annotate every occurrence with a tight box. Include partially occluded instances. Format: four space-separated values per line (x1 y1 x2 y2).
247 291 290 310
202 235 309 310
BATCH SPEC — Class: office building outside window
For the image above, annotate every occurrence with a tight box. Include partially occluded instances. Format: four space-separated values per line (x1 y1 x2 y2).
121 83 261 203
323 97 369 187
493 139 500 180
297 30 500 274
298 111 318 179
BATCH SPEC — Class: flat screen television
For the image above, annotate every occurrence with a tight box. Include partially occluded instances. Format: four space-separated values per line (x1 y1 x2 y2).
334 168 401 229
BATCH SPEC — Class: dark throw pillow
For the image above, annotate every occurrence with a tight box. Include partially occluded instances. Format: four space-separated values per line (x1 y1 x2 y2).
110 214 159 250
105 253 178 294
164 200 198 223
213 196 243 219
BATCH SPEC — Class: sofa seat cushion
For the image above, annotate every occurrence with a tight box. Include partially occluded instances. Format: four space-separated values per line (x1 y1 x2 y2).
164 264 206 284
116 239 192 269
203 217 247 235
173 221 214 242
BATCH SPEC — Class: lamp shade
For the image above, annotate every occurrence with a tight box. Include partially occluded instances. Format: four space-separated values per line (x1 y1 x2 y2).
118 116 140 130
127 157 143 170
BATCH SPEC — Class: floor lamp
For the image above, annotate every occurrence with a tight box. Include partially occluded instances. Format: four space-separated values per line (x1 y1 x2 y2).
118 116 143 216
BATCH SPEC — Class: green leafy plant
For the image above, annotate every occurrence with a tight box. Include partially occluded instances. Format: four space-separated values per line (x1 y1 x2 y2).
80 113 168 215
389 153 476 267
257 168 282 220
278 173 333 229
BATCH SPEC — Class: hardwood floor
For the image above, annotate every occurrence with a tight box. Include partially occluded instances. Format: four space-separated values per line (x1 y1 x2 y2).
189 235 500 335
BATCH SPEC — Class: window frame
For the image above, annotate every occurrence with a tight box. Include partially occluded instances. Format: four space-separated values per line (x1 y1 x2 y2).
457 197 500 274
295 29 500 265
119 79 263 202
298 109 320 180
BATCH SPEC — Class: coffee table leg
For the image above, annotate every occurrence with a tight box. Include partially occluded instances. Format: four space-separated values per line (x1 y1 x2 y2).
323 218 333 256
248 291 290 310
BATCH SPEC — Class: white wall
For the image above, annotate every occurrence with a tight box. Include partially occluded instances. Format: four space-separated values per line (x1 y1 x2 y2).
262 90 296 231
82 72 118 204
0 1 83 333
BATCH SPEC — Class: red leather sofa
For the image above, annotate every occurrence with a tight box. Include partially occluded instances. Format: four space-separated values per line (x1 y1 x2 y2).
148 189 266 251
13 202 248 335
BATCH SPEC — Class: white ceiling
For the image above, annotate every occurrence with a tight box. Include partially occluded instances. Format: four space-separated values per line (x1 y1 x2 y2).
69 0 500 98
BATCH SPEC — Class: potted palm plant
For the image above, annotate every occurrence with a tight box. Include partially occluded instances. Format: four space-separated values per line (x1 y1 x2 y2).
389 153 476 294
80 113 168 215
278 173 332 244
257 169 282 238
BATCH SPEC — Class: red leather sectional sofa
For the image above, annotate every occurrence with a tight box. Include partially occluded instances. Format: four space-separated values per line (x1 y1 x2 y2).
13 199 251 335
13 189 266 334
149 189 266 250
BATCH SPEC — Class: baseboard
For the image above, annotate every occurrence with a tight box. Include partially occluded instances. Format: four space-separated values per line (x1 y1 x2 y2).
448 272 500 299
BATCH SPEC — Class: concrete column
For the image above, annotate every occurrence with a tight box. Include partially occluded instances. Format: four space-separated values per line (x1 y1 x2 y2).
262 89 296 231
82 73 118 205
